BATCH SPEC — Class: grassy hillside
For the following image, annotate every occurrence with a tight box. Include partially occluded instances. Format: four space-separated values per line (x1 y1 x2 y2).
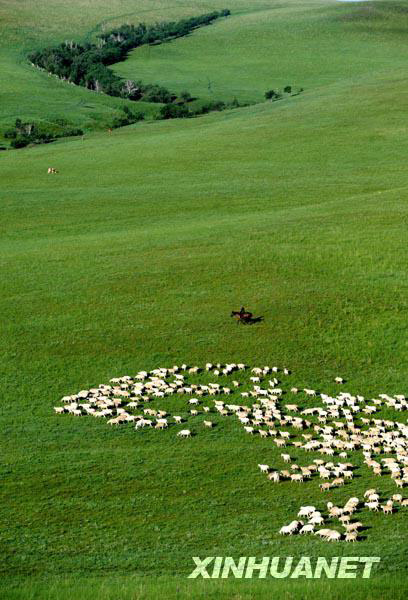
114 0 408 103
0 0 268 132
2 0 408 598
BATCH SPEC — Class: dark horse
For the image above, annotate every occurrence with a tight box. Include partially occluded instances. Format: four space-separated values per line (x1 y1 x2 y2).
231 306 253 324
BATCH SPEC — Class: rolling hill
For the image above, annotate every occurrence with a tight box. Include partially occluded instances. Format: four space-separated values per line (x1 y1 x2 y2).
1 1 408 598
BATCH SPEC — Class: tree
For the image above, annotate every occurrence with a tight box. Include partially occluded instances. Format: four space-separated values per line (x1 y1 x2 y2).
24 123 35 135
122 79 141 100
265 89 282 101
180 91 192 102
11 138 29 149
159 104 189 119
143 85 173 103
28 10 231 110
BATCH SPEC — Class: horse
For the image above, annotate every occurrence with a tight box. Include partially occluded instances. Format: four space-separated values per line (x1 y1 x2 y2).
231 307 253 324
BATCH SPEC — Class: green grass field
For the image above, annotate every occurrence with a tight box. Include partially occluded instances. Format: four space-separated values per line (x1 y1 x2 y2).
2 0 408 598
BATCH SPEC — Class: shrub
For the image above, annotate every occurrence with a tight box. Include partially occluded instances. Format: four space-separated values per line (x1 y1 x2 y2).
265 89 282 101
143 85 173 104
60 128 84 137
111 109 145 128
11 138 29 148
159 104 190 119
193 100 226 115
7 118 85 148
180 91 192 102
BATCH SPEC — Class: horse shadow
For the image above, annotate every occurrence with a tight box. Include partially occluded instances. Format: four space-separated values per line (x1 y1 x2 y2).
244 316 264 325
230 310 264 325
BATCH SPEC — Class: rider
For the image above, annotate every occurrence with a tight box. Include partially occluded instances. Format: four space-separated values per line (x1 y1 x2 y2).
240 306 252 318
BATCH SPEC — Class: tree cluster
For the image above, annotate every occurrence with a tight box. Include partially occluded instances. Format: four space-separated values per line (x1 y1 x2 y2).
100 10 230 50
157 98 244 120
264 86 304 101
111 106 145 129
28 10 231 101
4 118 83 149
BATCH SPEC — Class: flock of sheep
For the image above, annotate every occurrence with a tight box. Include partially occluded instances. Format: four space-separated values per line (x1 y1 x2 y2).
54 361 408 541
279 487 408 542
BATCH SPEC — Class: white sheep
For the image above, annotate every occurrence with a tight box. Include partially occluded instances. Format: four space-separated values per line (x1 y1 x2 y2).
298 506 316 517
345 522 362 532
365 501 379 511
309 515 324 525
279 520 302 535
382 502 393 514
177 429 191 438
299 524 314 534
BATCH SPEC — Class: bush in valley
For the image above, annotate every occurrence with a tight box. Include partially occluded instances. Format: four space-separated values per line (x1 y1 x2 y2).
28 10 231 101
157 97 252 120
158 103 190 120
142 84 174 104
111 106 145 128
99 10 231 51
10 138 30 149
6 118 83 149
193 100 226 114
265 86 303 101
59 127 84 137
265 89 282 101
180 91 192 102
27 10 259 125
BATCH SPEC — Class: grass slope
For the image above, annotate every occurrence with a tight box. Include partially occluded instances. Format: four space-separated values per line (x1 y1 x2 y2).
114 0 408 103
0 0 270 133
2 0 408 598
